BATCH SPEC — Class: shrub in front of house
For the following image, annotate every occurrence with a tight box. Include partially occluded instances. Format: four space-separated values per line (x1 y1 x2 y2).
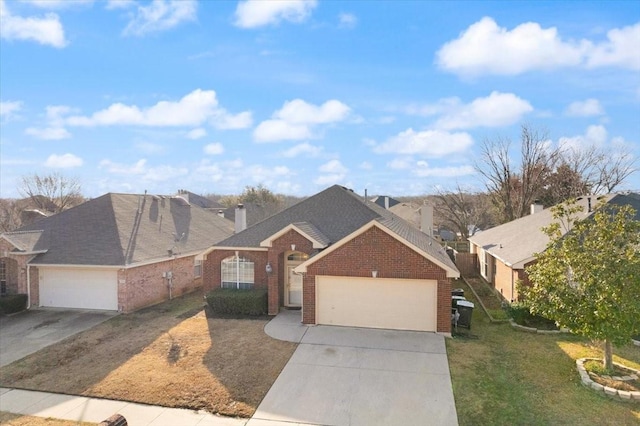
206 288 267 316
0 294 28 315
507 302 558 330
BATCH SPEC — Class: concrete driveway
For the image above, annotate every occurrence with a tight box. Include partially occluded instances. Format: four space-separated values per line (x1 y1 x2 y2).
250 312 458 426
0 309 118 367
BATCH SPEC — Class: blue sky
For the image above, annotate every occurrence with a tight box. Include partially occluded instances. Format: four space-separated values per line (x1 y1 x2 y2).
1 0 639 198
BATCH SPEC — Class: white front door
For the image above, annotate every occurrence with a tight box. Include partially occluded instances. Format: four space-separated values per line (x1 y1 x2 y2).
286 266 303 307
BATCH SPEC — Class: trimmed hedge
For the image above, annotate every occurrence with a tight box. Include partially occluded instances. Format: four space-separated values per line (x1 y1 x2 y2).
206 288 268 316
506 302 558 330
0 294 28 315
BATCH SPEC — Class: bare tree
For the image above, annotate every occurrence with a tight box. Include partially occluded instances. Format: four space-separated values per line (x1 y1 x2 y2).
432 185 494 239
593 146 637 194
476 124 559 223
18 173 83 214
0 199 22 232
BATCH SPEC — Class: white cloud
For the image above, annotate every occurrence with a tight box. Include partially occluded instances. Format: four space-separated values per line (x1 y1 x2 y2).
254 99 351 143
558 125 609 151
374 128 474 157
436 17 639 76
142 164 188 182
359 161 373 170
587 23 640 70
65 89 250 129
25 126 71 140
434 92 533 130
203 143 224 155
213 110 253 130
44 153 83 168
22 0 94 9
254 120 312 142
413 162 475 178
314 159 348 186
0 0 67 47
0 100 22 119
319 159 348 174
106 0 135 10
565 99 605 117
234 0 317 29
338 12 357 29
280 142 323 158
100 158 147 174
186 127 206 140
122 0 197 37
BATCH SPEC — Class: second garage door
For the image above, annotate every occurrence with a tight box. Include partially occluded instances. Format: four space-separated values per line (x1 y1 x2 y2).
316 276 437 332
39 267 118 310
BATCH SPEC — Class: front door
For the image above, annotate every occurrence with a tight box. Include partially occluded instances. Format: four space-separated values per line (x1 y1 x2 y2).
286 266 303 307
285 251 308 307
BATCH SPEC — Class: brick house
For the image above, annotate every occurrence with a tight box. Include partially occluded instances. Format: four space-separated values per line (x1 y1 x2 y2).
467 192 640 302
201 185 459 335
0 193 233 312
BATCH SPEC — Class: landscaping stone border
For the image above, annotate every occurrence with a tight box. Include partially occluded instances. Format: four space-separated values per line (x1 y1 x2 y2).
576 358 640 402
508 319 570 334
632 338 640 347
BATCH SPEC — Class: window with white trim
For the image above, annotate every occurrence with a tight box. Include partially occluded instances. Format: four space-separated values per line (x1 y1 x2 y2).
221 256 254 289
194 259 202 278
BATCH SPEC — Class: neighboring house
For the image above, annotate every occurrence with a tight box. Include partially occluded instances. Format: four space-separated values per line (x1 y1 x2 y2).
467 193 640 302
388 201 435 237
0 193 234 312
201 185 460 334
371 195 401 210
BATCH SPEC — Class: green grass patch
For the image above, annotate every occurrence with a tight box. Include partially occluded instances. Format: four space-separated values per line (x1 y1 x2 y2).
447 280 640 425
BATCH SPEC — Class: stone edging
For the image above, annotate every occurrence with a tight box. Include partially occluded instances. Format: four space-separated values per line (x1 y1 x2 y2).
508 319 569 334
633 339 640 347
576 358 640 402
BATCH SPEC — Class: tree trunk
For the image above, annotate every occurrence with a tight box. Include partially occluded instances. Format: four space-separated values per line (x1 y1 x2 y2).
603 339 613 371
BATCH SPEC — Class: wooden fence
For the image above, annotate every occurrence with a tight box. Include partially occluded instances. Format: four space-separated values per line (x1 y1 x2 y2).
454 251 478 276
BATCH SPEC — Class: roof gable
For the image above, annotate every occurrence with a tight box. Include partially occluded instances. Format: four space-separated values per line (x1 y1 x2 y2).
260 222 330 249
295 220 459 278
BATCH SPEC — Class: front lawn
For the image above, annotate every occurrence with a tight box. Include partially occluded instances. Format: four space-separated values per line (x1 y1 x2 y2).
0 292 297 418
447 281 640 425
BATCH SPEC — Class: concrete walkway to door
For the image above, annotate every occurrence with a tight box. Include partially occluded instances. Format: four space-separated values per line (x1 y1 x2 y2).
250 310 459 426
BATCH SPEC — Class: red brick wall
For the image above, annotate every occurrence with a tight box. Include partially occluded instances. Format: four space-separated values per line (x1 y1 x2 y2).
202 249 269 295
303 226 452 333
1 240 29 296
119 255 199 312
29 265 39 306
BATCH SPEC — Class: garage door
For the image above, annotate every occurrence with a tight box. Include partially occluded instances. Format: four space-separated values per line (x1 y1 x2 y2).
39 268 118 310
316 276 437 331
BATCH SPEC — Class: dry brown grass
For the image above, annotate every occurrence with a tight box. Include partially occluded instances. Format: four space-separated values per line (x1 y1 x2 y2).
0 293 297 418
0 412 95 426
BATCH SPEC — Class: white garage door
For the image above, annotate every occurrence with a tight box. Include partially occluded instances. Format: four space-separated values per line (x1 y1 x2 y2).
316 276 437 332
39 268 118 310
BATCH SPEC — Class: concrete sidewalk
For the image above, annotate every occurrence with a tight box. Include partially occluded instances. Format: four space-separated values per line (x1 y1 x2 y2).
0 388 247 426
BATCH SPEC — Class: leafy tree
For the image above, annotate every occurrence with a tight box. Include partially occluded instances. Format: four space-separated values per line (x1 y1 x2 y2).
19 173 83 214
524 200 640 370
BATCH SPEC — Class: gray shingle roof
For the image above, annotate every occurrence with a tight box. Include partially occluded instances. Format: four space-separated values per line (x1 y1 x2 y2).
216 185 458 274
9 193 234 266
468 193 639 268
1 230 45 252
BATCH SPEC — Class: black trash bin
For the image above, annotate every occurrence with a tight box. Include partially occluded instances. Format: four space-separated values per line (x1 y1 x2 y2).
452 295 465 308
452 288 464 298
456 300 474 329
